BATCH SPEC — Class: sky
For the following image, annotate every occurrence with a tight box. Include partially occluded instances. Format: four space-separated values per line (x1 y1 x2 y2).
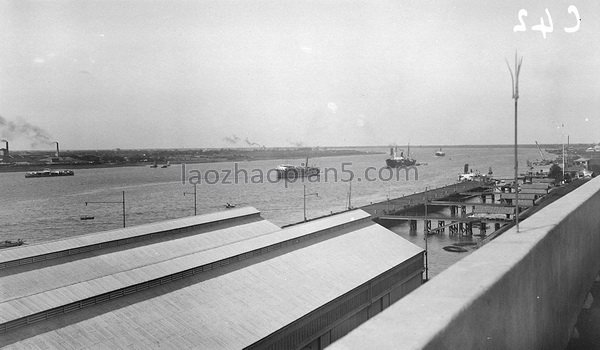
1 0 599 150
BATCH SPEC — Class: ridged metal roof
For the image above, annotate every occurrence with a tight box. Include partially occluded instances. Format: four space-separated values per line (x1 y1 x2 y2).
0 220 280 303
0 207 261 268
1 210 370 326
1 210 423 349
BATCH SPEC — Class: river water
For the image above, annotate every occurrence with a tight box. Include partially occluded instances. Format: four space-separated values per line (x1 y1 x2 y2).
0 146 542 277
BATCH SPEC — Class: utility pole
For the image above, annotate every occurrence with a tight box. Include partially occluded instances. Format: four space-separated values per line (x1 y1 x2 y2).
562 137 565 182
424 186 429 281
85 191 126 228
347 181 352 210
184 184 198 215
303 185 318 222
506 52 523 233
561 128 567 182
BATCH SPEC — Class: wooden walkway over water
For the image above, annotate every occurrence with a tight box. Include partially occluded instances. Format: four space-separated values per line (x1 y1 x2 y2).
357 176 585 238
359 181 493 219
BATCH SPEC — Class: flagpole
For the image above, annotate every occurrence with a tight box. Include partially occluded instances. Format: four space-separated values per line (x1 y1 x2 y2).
506 52 523 232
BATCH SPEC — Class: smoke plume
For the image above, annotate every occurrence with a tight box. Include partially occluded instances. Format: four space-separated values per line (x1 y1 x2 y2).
0 115 54 147
223 134 241 144
244 137 263 148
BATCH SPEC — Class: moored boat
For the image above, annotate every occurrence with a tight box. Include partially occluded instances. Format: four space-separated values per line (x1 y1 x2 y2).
435 148 445 156
0 239 25 248
458 164 493 182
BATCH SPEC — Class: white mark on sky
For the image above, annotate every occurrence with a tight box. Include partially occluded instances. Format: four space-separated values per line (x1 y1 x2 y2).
327 102 338 113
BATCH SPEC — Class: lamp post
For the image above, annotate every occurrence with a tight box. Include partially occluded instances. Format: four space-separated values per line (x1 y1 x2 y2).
183 184 198 215
85 191 126 228
303 185 318 222
506 52 523 233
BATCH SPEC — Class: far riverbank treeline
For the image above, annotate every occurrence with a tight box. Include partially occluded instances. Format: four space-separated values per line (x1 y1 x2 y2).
0 147 380 173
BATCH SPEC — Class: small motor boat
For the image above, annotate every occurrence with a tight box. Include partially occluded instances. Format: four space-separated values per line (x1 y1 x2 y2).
0 239 25 248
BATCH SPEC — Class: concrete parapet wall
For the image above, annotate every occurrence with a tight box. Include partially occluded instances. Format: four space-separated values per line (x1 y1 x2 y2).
330 176 600 349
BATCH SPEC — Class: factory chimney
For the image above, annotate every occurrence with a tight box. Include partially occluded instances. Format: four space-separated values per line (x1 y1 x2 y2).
1 139 7 159
54 141 59 158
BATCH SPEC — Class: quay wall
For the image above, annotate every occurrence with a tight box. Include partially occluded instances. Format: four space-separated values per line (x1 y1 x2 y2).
330 176 600 349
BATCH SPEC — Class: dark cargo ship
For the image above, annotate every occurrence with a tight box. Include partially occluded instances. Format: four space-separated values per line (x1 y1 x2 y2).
385 146 416 168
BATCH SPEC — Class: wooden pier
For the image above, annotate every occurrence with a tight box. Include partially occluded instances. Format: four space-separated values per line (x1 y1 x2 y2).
359 180 500 236
359 181 493 219
358 176 586 239
378 210 508 236
379 215 509 224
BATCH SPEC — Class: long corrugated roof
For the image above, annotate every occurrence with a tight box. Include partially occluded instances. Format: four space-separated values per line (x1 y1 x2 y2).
1 214 422 349
0 210 372 326
0 220 280 303
0 207 261 268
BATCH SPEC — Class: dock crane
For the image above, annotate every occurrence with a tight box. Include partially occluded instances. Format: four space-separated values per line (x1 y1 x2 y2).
534 141 553 166
535 141 546 161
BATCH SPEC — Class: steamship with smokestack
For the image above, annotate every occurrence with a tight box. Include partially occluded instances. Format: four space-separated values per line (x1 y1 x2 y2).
385 145 416 168
275 156 320 179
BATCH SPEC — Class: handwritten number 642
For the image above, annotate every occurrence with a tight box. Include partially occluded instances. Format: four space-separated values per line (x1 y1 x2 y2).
513 6 580 38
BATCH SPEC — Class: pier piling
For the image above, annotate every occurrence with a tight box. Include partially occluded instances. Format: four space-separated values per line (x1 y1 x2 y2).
438 221 445 233
410 220 417 232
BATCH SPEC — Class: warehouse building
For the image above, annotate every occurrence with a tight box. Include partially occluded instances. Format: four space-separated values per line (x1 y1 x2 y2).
0 207 423 349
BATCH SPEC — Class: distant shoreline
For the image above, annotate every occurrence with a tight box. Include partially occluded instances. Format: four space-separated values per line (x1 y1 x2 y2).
3 143 592 152
0 149 382 174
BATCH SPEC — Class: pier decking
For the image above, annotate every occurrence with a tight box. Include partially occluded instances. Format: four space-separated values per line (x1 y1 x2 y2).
378 215 509 223
359 180 502 236
359 176 572 238
359 181 491 220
